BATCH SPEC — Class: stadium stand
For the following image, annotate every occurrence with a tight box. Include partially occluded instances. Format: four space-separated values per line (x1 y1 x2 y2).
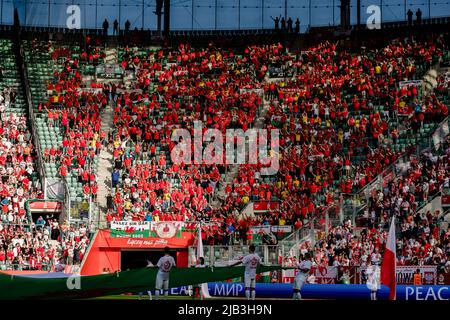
289 135 449 270
0 19 449 272
0 38 97 271
23 39 106 211
0 39 50 270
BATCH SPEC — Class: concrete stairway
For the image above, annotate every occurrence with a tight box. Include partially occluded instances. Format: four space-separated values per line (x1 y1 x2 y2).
95 102 115 229
212 97 271 208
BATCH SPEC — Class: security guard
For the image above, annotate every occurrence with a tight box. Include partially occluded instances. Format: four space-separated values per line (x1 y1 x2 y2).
413 269 422 285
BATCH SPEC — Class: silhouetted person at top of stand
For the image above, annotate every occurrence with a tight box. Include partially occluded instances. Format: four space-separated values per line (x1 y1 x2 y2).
271 16 280 29
416 9 422 25
281 17 286 30
407 9 413 26
102 18 109 35
287 17 293 33
113 19 119 35
295 18 300 33
125 20 131 33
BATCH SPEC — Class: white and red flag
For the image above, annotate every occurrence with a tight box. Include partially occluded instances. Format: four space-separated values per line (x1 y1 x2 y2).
196 224 211 298
381 217 396 300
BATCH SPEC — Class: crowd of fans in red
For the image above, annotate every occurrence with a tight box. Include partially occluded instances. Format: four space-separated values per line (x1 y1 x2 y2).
0 40 101 271
105 43 264 229
0 218 91 271
0 81 49 270
219 36 449 245
289 136 449 269
1 31 449 270
36 38 109 201
41 35 450 245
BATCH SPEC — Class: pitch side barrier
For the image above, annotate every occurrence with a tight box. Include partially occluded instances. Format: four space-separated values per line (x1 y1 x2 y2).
147 283 450 301
207 283 450 300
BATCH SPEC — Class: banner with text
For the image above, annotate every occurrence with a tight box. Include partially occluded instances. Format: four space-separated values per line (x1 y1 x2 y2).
360 265 437 285
399 80 423 88
110 221 151 238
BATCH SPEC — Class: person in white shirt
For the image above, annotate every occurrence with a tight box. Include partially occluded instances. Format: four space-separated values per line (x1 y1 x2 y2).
370 248 381 265
154 246 176 300
229 244 262 300
365 264 381 300
293 252 312 300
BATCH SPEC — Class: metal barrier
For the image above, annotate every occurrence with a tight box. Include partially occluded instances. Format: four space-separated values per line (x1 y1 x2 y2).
279 223 311 245
0 262 52 271
5 2 450 32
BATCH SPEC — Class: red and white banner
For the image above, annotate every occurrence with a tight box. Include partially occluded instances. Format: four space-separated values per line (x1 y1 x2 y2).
312 266 338 284
282 266 338 284
253 202 280 212
281 268 297 283
173 70 188 77
381 217 396 300
399 80 423 88
152 221 179 238
437 271 450 285
249 225 292 234
28 201 62 213
361 265 437 285
196 225 211 298
249 226 271 234
395 266 437 285
279 88 304 93
270 225 293 233
442 187 450 207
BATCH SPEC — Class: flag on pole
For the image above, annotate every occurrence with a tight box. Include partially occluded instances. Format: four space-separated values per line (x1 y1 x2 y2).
381 217 396 300
196 223 211 299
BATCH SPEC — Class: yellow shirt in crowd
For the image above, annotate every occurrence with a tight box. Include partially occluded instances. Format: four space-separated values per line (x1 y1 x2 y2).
124 200 132 211
375 65 381 74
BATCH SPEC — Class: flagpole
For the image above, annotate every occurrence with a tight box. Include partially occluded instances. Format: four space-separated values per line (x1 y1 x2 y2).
381 216 396 300
196 220 211 299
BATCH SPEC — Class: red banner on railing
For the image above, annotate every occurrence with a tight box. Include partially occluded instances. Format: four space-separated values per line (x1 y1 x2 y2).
360 265 437 285
28 201 62 212
253 202 280 211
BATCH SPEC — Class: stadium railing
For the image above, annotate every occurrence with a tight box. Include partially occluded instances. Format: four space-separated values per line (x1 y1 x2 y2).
0 262 52 272
277 222 314 261
279 222 312 245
